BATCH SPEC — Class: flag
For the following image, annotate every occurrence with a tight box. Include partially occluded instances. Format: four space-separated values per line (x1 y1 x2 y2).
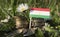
30 8 51 19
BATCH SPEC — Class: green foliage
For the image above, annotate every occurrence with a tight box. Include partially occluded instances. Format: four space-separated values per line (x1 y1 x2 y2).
0 0 60 37
35 28 44 37
14 34 24 37
44 25 60 37
0 18 15 31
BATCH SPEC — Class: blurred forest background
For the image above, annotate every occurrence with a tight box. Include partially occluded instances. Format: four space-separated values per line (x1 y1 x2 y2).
0 0 60 37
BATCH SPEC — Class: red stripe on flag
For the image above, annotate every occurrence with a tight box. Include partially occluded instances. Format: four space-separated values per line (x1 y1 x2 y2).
31 8 50 11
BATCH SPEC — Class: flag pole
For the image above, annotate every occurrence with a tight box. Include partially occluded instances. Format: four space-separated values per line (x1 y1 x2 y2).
29 17 32 29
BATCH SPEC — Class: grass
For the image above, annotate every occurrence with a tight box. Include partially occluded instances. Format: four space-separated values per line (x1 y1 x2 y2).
0 0 60 37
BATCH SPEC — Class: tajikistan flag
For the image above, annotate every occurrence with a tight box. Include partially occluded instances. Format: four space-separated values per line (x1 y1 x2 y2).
30 8 51 19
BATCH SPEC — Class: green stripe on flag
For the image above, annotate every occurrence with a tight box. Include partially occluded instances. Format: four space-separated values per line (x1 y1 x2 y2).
30 15 51 19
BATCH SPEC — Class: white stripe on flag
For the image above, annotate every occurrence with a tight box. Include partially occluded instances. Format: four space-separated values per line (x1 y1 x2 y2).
30 10 50 16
